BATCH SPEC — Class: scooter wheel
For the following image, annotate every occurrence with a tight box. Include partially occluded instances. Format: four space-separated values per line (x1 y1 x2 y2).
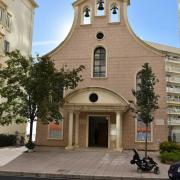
154 167 160 175
130 160 135 164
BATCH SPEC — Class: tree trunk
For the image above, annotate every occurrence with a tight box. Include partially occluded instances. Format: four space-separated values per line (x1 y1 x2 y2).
29 117 34 143
145 123 148 159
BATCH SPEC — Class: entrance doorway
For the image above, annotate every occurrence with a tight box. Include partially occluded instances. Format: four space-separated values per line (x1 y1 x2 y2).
88 116 108 148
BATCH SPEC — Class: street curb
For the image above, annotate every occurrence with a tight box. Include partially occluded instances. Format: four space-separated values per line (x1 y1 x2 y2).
0 170 169 180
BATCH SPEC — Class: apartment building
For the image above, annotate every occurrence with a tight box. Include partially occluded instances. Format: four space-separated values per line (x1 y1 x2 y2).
166 55 180 143
0 0 37 136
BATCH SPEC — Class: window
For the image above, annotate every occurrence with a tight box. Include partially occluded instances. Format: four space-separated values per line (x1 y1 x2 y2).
48 120 63 139
4 40 9 53
93 47 106 77
110 3 120 23
83 7 91 24
5 13 11 29
0 8 4 22
136 72 141 91
96 32 104 40
96 0 105 16
89 93 98 102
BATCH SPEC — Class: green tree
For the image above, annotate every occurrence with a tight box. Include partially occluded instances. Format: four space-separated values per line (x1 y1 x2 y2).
0 50 85 147
130 63 159 158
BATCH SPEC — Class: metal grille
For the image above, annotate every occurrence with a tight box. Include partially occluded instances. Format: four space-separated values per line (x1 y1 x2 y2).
93 47 106 77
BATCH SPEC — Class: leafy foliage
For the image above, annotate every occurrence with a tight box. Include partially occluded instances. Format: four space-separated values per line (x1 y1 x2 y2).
160 151 180 163
160 141 180 153
130 63 159 158
130 63 159 124
25 141 35 150
0 50 85 144
0 134 17 147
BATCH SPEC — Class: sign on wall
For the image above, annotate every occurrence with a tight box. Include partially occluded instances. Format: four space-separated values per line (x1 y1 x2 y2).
48 121 63 139
136 120 152 142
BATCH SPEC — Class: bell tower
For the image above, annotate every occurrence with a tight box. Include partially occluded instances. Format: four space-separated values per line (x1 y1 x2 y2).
72 0 130 27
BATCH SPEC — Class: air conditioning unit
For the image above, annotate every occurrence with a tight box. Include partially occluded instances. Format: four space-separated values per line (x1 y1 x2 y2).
0 24 5 35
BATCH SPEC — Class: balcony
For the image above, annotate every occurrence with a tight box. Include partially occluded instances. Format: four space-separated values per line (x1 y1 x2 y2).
168 108 180 114
168 118 180 126
166 57 180 64
166 87 180 94
166 77 180 84
166 67 180 74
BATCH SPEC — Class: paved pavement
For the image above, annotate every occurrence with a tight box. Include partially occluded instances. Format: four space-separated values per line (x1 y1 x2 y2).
0 147 170 179
0 146 26 166
0 176 66 180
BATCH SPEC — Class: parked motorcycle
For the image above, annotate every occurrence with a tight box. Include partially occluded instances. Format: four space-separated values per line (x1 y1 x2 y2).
130 149 160 174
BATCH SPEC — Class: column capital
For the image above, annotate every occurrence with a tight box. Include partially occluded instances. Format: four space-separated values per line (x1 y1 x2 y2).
75 111 80 115
115 111 122 115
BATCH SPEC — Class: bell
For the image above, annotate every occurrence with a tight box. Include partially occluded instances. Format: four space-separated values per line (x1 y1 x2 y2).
112 8 117 14
97 0 104 11
111 5 118 15
84 8 90 17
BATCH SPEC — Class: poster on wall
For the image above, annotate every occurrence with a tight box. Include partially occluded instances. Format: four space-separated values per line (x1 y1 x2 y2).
49 121 63 139
136 120 151 142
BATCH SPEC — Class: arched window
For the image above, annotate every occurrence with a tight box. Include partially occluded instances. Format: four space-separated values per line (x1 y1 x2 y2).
110 3 120 23
136 72 141 91
83 7 91 24
93 47 106 77
96 0 105 16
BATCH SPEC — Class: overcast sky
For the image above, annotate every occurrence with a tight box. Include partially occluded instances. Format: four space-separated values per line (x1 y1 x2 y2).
32 0 180 56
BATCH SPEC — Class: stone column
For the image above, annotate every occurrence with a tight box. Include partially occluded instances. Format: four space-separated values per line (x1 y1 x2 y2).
75 112 80 148
116 111 123 151
66 111 74 150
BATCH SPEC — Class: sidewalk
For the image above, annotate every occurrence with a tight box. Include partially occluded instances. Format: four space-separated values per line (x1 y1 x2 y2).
0 147 169 179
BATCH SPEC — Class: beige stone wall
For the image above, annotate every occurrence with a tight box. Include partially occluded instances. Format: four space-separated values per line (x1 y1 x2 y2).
36 0 168 150
0 0 37 136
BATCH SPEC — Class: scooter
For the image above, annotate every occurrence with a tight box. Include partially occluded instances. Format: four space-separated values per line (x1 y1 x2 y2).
130 149 160 174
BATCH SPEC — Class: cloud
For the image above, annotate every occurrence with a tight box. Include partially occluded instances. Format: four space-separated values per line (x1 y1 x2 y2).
33 40 59 46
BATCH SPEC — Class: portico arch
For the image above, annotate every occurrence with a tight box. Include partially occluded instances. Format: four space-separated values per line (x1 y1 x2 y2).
64 87 129 111
63 87 129 151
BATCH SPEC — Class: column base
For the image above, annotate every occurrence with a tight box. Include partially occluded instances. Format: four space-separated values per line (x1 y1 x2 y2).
115 147 123 152
74 145 79 148
65 146 74 150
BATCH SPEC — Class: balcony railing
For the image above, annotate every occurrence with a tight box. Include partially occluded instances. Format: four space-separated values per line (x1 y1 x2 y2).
166 67 180 73
166 77 180 83
166 87 180 93
168 108 180 114
166 57 180 63
167 97 180 102
168 118 180 125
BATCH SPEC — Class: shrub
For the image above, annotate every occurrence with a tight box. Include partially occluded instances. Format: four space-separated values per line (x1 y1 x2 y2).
25 141 35 150
159 141 180 153
0 134 17 147
160 151 180 163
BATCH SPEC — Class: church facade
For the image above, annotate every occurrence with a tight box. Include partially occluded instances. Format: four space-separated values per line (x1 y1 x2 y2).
36 0 173 151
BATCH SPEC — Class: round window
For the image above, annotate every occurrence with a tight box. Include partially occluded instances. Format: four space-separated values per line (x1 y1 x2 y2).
89 93 98 103
96 32 104 40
